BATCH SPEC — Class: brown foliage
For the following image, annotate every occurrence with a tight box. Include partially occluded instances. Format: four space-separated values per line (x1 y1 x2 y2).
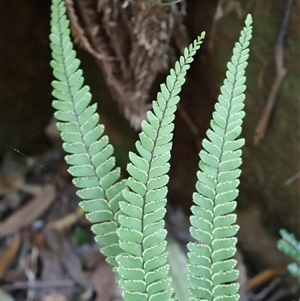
65 0 189 129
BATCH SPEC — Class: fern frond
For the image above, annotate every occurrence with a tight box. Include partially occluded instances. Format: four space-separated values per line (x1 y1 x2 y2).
187 15 253 301
116 33 205 301
49 0 124 267
278 229 300 281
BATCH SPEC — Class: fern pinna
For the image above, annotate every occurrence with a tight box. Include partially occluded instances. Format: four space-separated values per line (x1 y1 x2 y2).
187 15 252 301
50 0 125 267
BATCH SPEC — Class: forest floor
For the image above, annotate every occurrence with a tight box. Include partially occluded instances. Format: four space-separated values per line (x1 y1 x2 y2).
0 125 299 301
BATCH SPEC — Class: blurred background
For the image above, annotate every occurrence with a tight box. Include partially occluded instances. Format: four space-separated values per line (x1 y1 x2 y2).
1 0 299 300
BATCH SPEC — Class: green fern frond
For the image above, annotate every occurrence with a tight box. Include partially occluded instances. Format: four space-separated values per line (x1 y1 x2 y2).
49 0 125 267
116 33 205 301
278 229 300 281
187 15 253 301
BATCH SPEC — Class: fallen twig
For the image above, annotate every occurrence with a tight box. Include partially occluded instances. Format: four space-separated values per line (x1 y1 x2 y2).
45 207 85 232
0 185 56 237
285 170 300 185
0 234 21 278
2 280 74 291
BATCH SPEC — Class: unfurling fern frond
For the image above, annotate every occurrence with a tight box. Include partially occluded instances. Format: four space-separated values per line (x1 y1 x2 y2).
49 0 125 267
116 33 205 301
187 15 253 301
278 229 300 281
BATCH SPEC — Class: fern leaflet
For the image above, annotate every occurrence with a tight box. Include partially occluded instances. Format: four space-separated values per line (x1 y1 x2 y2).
187 15 253 301
278 229 300 281
116 33 205 301
49 0 125 267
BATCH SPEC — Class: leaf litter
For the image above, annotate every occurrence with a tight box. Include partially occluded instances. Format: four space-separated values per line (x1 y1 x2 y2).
1 129 299 301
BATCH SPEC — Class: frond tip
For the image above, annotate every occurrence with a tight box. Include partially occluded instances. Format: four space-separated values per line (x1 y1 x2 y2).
49 0 125 267
116 33 205 301
187 15 253 301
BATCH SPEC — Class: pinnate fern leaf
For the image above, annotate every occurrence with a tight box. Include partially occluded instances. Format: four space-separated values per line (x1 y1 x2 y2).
50 1 255 299
116 33 205 301
187 15 253 301
278 229 300 281
50 0 125 267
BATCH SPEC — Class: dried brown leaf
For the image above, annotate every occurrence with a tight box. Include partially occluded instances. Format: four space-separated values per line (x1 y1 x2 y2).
46 207 84 232
90 254 115 301
0 184 56 237
244 268 284 293
43 230 94 297
67 0 188 129
0 234 21 278
42 293 68 301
